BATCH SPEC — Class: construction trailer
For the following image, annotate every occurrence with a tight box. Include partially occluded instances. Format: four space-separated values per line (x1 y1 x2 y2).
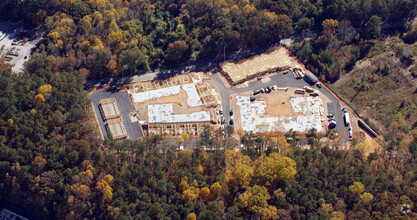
304 70 318 85
344 111 350 126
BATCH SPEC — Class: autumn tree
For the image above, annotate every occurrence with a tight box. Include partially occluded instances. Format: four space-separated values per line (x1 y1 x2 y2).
165 41 188 65
253 153 297 188
33 94 46 108
322 19 339 39
239 185 277 218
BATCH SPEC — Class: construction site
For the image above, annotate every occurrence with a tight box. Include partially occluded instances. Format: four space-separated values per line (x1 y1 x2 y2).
99 98 128 140
128 72 220 137
232 87 331 134
220 46 303 85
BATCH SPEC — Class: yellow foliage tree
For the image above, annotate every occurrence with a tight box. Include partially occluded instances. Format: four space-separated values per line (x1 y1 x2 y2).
187 213 196 220
360 192 374 205
276 136 291 154
178 176 189 192
225 150 251 169
30 109 37 116
237 127 245 139
191 179 199 188
38 84 52 94
182 186 199 203
197 164 204 174
96 174 114 204
239 185 275 217
226 162 253 192
322 19 339 38
7 119 13 127
331 211 345 220
210 182 222 198
199 187 211 201
253 153 296 187
349 182 365 194
33 94 46 108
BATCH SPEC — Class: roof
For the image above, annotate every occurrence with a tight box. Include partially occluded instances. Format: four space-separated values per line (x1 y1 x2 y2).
148 104 211 124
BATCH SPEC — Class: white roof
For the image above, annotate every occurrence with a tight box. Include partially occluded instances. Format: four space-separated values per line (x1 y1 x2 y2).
132 85 181 102
148 104 210 123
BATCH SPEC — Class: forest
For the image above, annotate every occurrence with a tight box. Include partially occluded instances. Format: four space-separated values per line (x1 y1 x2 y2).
0 0 415 79
1 0 417 219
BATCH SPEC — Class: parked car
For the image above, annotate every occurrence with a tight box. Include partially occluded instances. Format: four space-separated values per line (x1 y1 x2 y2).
265 87 271 93
219 108 223 115
327 114 334 118
253 89 261 95
260 88 265 93
316 82 322 88
229 119 234 125
229 109 233 116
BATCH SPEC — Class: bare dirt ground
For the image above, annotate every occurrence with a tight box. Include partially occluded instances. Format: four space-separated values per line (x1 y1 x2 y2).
220 46 303 84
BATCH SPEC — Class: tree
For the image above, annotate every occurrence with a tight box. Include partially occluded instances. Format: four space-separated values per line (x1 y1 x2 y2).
337 20 356 43
38 84 52 94
199 187 211 201
33 94 46 108
187 213 197 220
253 153 297 187
349 182 365 194
165 41 188 65
226 162 253 192
363 15 381 39
182 186 199 203
322 19 339 39
210 182 222 198
118 47 148 75
239 185 276 217
360 192 374 205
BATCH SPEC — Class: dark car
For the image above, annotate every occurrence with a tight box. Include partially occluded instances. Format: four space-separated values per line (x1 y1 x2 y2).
316 82 322 88
229 109 233 116
265 87 271 93
229 119 234 125
253 89 261 95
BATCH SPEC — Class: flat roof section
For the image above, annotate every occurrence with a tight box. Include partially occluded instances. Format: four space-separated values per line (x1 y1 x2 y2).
99 98 120 120
220 47 300 84
148 104 211 124
106 118 128 140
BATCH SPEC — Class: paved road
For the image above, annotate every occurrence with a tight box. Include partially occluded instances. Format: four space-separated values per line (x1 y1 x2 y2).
211 71 350 143
90 88 143 141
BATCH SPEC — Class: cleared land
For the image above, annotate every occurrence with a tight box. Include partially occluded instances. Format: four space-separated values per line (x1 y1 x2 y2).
220 47 302 84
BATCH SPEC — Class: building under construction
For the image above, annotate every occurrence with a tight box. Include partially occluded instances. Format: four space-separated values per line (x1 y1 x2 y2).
145 104 214 137
105 118 128 140
99 98 128 140
99 98 120 120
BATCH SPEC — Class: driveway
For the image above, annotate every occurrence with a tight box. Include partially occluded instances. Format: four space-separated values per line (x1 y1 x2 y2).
211 71 350 143
90 88 143 141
